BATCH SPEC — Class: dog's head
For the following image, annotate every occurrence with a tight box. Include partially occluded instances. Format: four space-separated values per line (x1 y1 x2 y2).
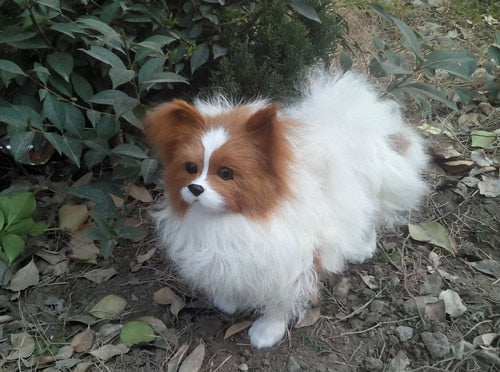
143 99 292 219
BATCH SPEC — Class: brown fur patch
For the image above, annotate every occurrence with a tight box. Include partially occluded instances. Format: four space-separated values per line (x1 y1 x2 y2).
387 133 411 155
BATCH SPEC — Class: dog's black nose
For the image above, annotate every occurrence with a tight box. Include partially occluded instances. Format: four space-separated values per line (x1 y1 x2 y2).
188 184 204 196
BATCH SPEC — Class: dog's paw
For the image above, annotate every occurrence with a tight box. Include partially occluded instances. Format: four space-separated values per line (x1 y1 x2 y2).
248 316 286 349
213 295 238 315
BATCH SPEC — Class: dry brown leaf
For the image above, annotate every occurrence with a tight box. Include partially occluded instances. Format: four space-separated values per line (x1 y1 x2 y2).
71 328 94 353
478 177 500 197
35 250 67 265
111 194 125 208
55 345 73 359
89 343 129 361
73 171 93 187
441 160 474 175
179 343 205 372
473 333 498 349
295 308 321 328
224 320 253 339
468 260 500 278
98 323 123 337
7 332 35 360
89 295 127 319
68 233 100 261
58 204 89 232
409 221 456 256
83 268 118 284
438 289 467 317
360 274 379 289
167 343 190 372
424 300 446 322
137 248 157 264
470 149 493 167
127 184 154 202
74 362 93 372
8 259 39 292
137 316 168 333
153 287 185 316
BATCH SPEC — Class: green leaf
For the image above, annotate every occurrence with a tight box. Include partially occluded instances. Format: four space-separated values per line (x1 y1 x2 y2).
5 218 35 235
137 57 166 91
471 130 496 149
120 321 155 347
88 89 128 105
109 68 135 89
96 116 119 140
423 50 477 79
0 28 37 44
61 102 85 137
212 44 228 59
0 59 26 76
0 210 4 230
9 131 35 162
44 132 82 166
392 17 421 58
33 63 50 84
71 73 94 101
141 159 158 183
36 0 61 12
111 144 148 159
79 46 126 69
488 45 500 65
288 0 321 23
190 43 210 74
339 52 352 73
0 107 29 129
50 22 85 38
398 82 457 111
101 239 116 259
1 234 25 265
48 74 72 97
46 52 74 82
140 72 188 90
77 17 123 51
5 192 36 227
70 182 117 217
43 94 65 131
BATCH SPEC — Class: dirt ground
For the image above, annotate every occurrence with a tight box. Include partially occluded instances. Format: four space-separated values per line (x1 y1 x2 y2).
1 2 499 371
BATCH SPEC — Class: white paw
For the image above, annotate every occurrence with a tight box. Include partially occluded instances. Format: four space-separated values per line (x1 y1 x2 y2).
213 295 238 315
248 316 286 349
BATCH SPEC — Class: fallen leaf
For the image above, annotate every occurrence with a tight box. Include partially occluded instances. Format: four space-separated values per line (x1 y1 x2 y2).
478 177 500 197
137 316 168 333
468 260 500 278
68 233 100 261
137 248 157 264
425 300 446 322
74 362 93 372
224 320 253 339
124 218 147 242
111 194 124 208
59 204 89 232
83 267 118 284
67 314 100 326
417 123 453 137
429 144 462 160
167 343 190 372
471 130 497 149
73 171 93 187
55 345 74 359
461 176 480 188
120 321 156 347
295 307 321 328
153 287 185 316
360 274 379 289
470 149 493 167
473 333 498 349
438 289 467 317
7 332 35 360
441 160 474 175
89 295 127 319
71 328 94 353
127 184 154 202
98 323 123 337
89 343 129 361
409 221 456 255
428 251 441 268
179 343 205 372
458 113 480 127
35 250 67 265
8 259 39 291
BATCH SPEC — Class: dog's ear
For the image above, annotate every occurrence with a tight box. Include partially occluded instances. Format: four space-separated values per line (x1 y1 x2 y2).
143 99 205 162
245 104 281 155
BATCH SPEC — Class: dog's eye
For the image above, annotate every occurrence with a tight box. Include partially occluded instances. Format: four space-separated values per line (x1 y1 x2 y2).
218 167 233 180
185 162 198 174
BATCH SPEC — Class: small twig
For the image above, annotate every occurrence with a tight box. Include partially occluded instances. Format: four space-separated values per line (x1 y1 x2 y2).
212 355 232 372
333 316 419 338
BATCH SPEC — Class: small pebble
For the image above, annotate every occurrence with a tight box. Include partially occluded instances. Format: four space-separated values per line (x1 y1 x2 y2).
287 355 301 372
394 326 414 341
238 363 249 371
364 357 384 371
421 332 450 359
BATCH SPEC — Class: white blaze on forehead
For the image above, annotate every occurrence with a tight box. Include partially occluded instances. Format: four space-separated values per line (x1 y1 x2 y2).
199 126 228 178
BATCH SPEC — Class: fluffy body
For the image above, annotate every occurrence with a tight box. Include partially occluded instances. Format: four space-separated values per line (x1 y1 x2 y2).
144 72 428 349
